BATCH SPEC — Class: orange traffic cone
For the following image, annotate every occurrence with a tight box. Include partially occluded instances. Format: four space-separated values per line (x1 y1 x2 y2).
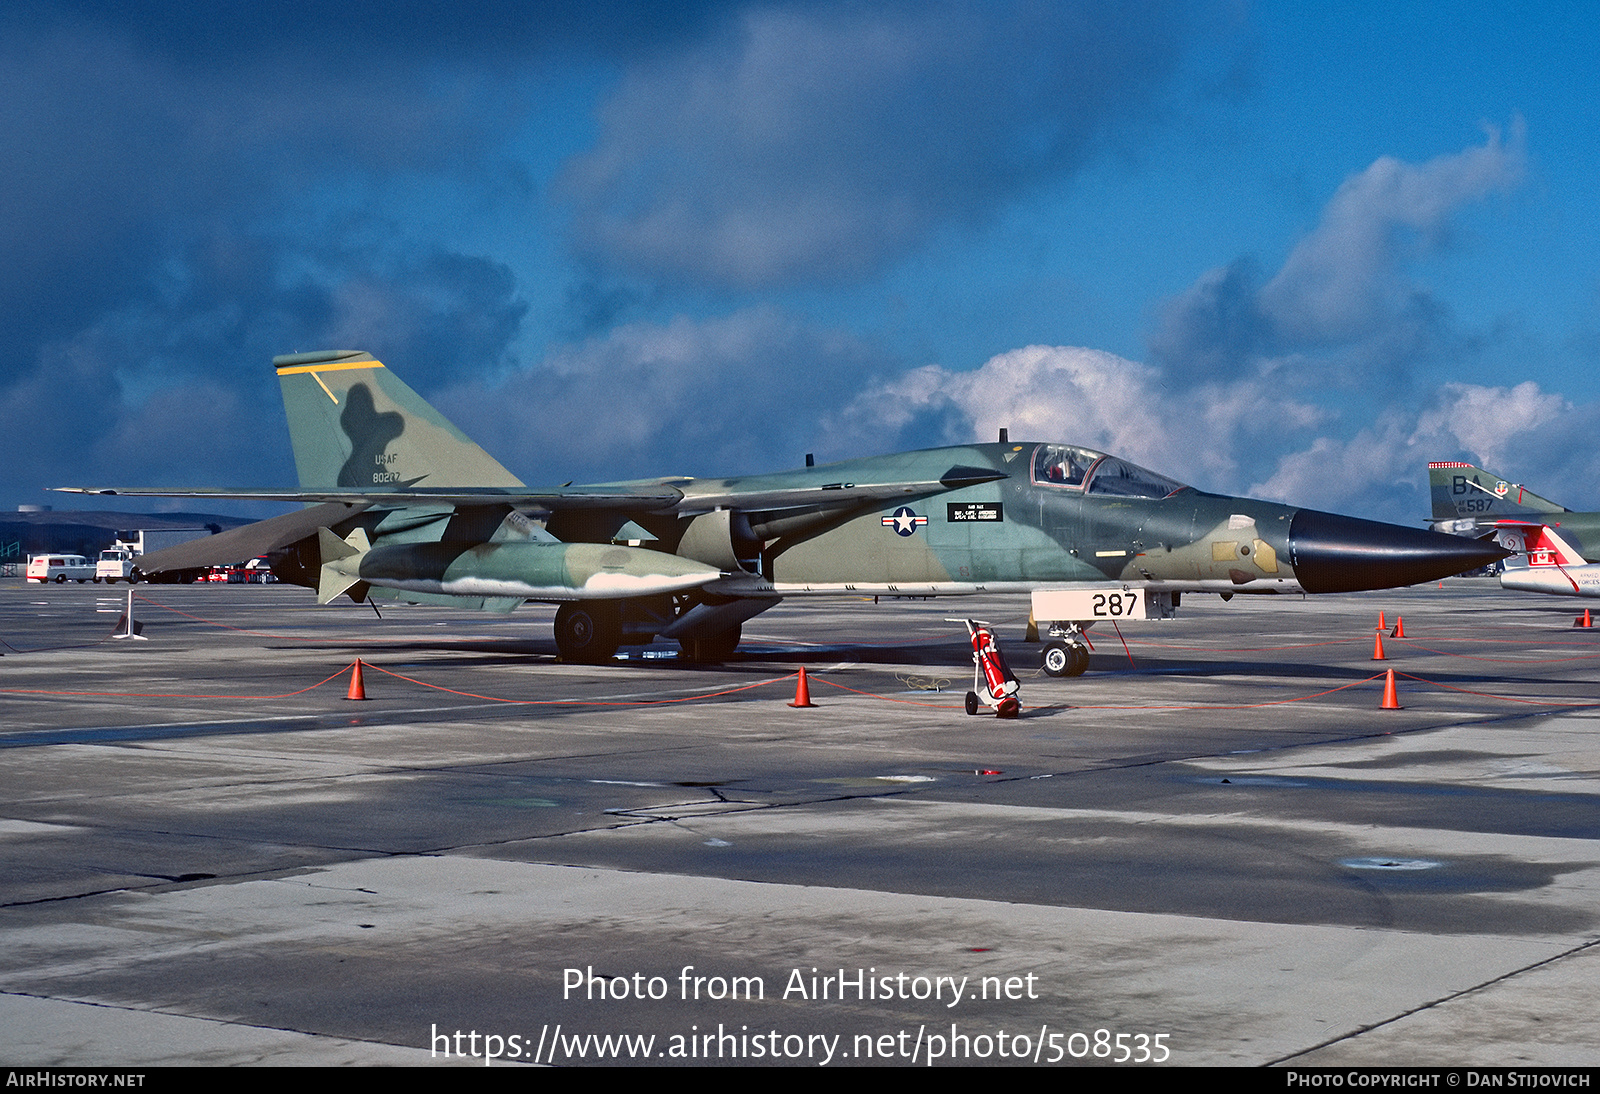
1377 610 1386 631
1372 631 1387 660
1390 616 1406 638
1575 610 1593 629
788 666 816 708
346 658 368 701
1380 669 1401 709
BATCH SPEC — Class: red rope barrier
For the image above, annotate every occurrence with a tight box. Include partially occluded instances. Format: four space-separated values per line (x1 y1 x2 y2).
0 664 355 701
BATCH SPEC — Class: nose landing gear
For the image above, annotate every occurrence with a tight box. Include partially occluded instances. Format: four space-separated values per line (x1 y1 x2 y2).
1039 620 1091 677
1040 638 1090 677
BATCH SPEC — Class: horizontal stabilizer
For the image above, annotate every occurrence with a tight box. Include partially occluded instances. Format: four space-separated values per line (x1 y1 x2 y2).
132 501 372 574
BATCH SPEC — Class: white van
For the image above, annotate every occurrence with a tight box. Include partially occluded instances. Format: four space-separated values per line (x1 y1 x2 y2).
26 554 96 583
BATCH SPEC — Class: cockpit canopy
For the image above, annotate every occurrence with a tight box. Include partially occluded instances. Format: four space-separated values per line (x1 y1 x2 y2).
1032 444 1188 499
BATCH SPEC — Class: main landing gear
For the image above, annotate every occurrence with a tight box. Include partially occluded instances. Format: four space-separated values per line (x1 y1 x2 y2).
553 601 622 664
553 600 745 664
678 625 741 664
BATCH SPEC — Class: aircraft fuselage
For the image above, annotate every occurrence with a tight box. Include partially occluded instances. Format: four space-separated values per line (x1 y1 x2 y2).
649 442 1496 601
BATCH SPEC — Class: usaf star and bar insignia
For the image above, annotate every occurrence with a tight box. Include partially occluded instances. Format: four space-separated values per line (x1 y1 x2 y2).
882 506 928 537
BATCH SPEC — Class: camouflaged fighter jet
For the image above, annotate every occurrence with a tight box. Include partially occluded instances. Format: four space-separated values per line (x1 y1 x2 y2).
1428 460 1600 598
58 351 1506 674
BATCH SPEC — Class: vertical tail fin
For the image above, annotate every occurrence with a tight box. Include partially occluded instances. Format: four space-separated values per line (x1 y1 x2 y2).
1427 461 1564 522
274 350 522 490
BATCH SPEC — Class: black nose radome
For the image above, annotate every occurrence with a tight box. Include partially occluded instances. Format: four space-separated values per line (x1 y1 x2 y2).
1289 509 1511 594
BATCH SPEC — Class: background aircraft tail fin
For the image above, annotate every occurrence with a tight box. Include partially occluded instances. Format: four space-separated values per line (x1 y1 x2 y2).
1526 523 1587 568
1427 461 1564 521
274 350 524 490
1500 523 1587 572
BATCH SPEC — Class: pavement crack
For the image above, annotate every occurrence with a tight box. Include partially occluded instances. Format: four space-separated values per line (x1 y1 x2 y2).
1268 934 1600 1065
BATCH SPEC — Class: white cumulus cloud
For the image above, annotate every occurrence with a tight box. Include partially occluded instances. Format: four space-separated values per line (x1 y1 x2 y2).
831 344 1323 491
1252 380 1577 517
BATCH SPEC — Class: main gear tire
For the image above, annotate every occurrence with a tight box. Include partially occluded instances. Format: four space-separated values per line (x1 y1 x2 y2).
554 602 623 664
679 624 742 663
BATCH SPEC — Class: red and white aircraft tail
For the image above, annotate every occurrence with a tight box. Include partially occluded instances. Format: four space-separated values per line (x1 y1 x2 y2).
1499 523 1600 598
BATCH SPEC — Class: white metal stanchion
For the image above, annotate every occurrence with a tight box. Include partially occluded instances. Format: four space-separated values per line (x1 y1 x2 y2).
114 586 147 641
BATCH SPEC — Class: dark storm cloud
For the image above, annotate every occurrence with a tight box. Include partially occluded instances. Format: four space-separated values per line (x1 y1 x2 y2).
315 249 529 393
434 306 897 485
6 225 527 504
0 19 511 356
0 0 757 362
563 0 1201 288
0 3 550 506
10 1 743 64
0 1 1222 508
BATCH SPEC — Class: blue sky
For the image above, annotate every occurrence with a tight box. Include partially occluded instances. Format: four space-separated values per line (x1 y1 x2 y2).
6 1 1598 524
